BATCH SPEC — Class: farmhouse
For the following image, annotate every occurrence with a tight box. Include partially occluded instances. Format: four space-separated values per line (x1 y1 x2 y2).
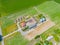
15 13 54 40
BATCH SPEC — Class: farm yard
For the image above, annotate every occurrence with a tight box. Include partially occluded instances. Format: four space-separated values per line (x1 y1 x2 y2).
0 0 60 45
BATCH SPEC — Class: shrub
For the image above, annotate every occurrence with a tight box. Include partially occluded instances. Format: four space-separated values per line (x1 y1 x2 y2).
35 35 40 39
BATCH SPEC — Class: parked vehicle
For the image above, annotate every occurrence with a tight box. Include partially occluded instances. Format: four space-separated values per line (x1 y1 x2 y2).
39 17 46 23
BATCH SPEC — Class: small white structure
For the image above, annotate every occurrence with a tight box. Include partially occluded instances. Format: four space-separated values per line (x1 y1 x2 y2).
46 36 54 41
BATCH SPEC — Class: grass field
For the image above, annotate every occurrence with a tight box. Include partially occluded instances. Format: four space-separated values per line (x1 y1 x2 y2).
1 0 48 16
1 0 60 17
37 1 60 23
4 32 29 45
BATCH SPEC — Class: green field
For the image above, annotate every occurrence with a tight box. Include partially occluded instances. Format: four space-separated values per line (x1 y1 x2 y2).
37 1 60 23
1 0 48 17
35 1 60 45
4 32 29 45
0 0 60 45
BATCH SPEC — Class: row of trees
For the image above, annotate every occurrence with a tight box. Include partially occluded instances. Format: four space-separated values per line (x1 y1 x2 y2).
35 40 53 45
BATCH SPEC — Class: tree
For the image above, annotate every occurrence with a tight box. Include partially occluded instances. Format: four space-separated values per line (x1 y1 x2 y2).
35 40 43 45
35 42 41 45
0 35 3 42
53 29 60 42
54 29 60 35
44 40 49 45
35 35 40 39
52 34 60 42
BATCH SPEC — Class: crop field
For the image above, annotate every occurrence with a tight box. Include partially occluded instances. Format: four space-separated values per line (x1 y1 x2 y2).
0 0 60 45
